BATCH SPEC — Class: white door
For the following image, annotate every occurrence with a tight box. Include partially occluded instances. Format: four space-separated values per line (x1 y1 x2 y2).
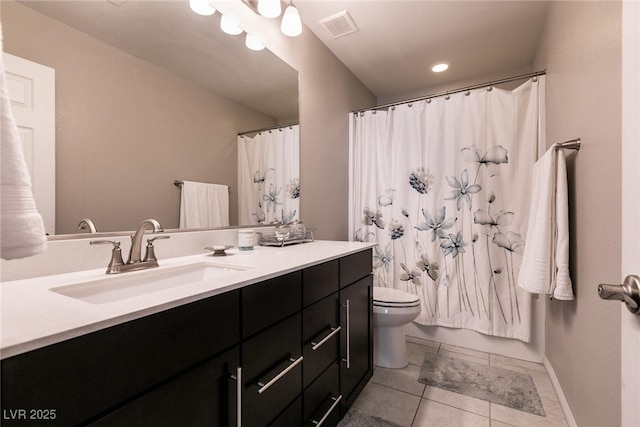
3 53 56 235
620 2 639 426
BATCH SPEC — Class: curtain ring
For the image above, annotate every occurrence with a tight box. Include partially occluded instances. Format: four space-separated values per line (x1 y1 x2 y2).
487 86 493 92
426 98 431 104
408 103 413 107
445 95 450 100
391 105 396 111
532 76 538 82
360 111 364 117
465 91 471 96
372 110 377 114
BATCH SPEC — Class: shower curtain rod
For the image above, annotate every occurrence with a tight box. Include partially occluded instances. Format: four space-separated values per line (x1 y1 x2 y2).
238 122 299 137
353 70 546 114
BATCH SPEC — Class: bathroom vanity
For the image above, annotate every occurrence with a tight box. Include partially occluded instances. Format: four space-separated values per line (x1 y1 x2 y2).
1 242 373 426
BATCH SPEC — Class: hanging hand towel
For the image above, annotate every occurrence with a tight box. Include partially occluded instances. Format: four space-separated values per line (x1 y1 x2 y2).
1 28 47 260
517 144 573 300
179 181 229 228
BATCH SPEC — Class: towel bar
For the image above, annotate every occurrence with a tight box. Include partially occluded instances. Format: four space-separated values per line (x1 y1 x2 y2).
173 180 230 191
555 138 581 150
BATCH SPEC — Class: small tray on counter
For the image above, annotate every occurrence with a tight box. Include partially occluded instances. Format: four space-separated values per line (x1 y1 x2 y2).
258 231 314 247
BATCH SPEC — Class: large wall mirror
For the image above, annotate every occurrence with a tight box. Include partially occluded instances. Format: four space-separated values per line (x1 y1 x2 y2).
2 0 299 236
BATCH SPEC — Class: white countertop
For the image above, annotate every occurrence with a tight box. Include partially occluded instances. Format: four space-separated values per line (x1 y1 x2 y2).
1 240 374 359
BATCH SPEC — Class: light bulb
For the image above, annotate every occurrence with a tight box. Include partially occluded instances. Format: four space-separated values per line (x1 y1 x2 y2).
189 0 215 16
220 15 243 35
281 4 302 37
257 0 281 18
245 33 265 51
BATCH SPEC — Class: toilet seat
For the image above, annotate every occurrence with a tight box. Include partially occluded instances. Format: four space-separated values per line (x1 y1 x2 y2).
373 287 420 308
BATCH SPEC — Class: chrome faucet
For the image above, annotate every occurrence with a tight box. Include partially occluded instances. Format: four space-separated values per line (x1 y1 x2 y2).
77 218 97 233
90 219 170 274
128 219 164 265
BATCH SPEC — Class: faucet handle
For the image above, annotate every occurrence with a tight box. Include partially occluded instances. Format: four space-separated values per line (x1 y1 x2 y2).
90 240 125 274
143 235 170 263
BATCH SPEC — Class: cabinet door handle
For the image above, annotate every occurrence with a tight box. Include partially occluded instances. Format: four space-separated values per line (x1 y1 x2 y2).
256 355 303 395
310 395 342 426
310 326 342 351
230 367 242 427
341 299 350 369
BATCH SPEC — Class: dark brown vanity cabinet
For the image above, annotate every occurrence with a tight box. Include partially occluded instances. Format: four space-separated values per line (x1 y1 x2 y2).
338 251 374 415
1 248 373 427
1 290 241 427
240 271 302 427
89 346 241 427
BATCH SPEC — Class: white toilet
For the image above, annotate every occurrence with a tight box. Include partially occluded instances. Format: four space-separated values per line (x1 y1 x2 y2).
373 287 421 369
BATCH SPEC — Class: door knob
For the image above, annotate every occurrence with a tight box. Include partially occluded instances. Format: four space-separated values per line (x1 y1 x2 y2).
598 275 640 314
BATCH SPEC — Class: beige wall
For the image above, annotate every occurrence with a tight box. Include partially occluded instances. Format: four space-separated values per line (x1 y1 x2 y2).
2 1 277 234
534 2 622 426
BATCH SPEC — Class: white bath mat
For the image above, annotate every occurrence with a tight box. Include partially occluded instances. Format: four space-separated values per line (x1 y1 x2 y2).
418 352 546 416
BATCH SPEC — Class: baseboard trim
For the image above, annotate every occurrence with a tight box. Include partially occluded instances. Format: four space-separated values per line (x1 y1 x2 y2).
543 356 577 427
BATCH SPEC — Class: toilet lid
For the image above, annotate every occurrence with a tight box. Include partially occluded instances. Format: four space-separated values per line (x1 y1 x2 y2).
373 287 420 307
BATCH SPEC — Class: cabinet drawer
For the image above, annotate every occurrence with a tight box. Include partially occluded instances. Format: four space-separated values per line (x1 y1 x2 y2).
1 290 240 427
270 396 302 427
242 313 302 427
304 364 340 427
302 293 340 388
339 250 372 288
302 260 339 307
242 271 301 337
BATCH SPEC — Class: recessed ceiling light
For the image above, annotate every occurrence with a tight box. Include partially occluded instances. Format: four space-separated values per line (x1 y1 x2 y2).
431 62 450 73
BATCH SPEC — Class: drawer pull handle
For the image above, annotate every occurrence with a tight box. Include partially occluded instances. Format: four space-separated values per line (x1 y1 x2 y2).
230 367 242 427
341 299 351 369
310 326 342 351
311 395 343 426
257 356 303 395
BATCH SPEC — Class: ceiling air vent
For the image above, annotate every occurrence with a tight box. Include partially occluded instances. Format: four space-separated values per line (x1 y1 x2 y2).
320 10 359 39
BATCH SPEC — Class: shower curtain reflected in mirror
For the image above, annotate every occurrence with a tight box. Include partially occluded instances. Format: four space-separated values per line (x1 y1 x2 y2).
238 124 300 225
349 78 545 342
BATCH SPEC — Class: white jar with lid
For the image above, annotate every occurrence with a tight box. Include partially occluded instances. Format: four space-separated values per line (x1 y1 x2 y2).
238 229 255 251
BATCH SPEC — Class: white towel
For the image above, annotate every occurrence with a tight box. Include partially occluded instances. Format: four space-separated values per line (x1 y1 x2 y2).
1 27 47 260
517 144 574 300
179 181 229 229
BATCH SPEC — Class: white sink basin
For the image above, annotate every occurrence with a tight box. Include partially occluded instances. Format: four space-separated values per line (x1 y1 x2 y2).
50 262 249 304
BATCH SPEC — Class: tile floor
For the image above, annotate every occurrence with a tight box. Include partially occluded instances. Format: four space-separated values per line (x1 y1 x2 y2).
343 337 568 427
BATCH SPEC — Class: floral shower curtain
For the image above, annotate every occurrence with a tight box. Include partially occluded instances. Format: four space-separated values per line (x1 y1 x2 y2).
238 124 300 225
349 78 544 342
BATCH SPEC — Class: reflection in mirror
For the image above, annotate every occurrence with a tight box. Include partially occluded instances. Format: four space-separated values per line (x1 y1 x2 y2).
237 124 300 226
1 0 299 236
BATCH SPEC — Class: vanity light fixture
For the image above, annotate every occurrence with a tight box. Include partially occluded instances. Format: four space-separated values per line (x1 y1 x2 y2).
431 62 450 73
257 0 281 18
245 33 265 51
281 3 302 37
189 0 216 16
220 15 243 35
